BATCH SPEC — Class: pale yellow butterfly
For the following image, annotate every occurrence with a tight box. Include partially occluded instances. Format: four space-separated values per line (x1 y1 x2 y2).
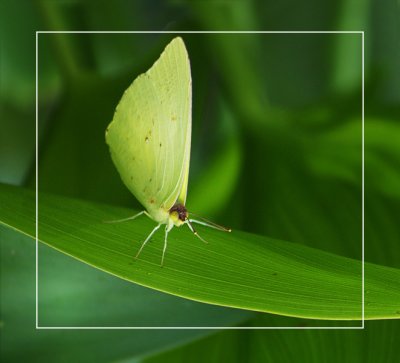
105 37 230 266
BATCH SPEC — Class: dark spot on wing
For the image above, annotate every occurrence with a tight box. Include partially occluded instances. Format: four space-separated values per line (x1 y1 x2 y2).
159 143 162 147
145 130 152 143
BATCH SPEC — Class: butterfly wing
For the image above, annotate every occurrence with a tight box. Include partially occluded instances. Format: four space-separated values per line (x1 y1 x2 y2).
106 37 191 223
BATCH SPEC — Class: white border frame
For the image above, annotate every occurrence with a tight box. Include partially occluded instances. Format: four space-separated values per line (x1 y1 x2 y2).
36 30 364 330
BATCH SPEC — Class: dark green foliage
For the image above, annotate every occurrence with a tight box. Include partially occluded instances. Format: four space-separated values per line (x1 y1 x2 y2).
1 0 399 361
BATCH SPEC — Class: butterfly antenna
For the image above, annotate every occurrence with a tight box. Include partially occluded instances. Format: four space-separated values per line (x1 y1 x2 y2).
188 212 231 232
186 219 208 244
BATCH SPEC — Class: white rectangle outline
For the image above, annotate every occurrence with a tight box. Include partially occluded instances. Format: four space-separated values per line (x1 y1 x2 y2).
36 30 364 330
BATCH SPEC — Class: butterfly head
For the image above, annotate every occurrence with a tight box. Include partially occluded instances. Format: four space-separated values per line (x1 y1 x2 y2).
169 204 188 227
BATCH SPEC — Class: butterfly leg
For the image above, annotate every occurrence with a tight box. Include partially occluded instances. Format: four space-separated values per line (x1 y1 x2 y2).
135 223 161 260
104 210 151 224
160 221 175 267
160 225 170 267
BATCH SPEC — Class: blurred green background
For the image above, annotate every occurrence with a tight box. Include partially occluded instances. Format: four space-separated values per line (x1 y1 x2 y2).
1 0 399 361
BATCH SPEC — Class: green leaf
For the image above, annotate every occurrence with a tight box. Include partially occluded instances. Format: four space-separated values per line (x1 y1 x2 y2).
141 320 400 363
1 183 399 321
0 226 222 362
36 239 251 328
